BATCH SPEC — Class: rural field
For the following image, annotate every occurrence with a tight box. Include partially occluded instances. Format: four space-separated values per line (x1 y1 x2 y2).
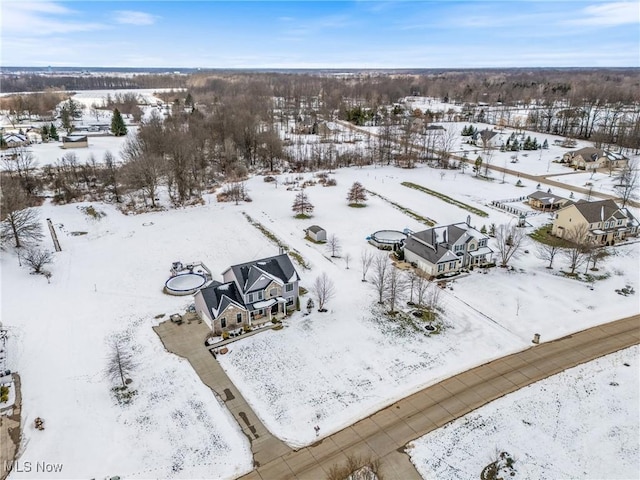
1 67 639 480
407 345 640 480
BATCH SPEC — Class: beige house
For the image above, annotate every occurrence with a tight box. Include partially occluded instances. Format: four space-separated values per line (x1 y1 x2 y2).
551 199 638 245
194 253 300 334
561 147 627 171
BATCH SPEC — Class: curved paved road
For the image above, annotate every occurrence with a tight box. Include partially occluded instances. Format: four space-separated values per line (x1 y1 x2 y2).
240 314 639 480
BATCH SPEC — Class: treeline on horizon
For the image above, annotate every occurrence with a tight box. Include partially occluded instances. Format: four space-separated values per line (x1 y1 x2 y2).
0 68 638 106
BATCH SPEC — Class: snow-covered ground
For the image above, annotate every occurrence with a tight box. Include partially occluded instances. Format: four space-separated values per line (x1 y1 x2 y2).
407 345 640 480
214 165 638 447
1 202 255 479
1 160 637 473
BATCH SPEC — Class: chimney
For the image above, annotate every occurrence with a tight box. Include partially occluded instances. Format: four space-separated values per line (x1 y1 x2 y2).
466 215 471 226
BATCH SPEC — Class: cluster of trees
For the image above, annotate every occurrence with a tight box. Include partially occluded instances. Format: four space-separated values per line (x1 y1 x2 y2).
1 73 186 93
0 90 70 124
461 125 478 136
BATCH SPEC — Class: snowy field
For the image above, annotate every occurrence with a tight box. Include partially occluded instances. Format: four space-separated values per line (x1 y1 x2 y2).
407 345 640 480
1 202 256 479
2 160 638 473
214 165 639 447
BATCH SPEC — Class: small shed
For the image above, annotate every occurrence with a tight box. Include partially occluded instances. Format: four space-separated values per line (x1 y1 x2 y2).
62 135 88 149
305 225 327 242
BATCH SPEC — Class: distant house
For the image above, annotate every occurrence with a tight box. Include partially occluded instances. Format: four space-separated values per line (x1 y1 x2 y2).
559 147 626 170
62 135 88 149
403 220 493 277
1 133 28 148
551 199 638 245
305 225 327 242
527 191 572 211
473 129 501 149
194 253 300 334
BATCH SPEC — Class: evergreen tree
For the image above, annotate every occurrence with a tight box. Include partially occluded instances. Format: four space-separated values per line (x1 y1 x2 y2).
111 108 127 136
480 225 487 234
347 181 367 206
542 139 549 149
49 123 59 140
60 106 73 134
184 92 194 107
41 124 49 142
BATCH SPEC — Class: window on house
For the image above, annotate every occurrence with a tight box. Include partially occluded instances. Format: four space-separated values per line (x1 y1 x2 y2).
236 313 242 324
270 288 277 298
285 283 294 292
479 239 487 247
437 264 445 272
247 293 254 303
449 261 457 269
220 318 226 328
286 298 295 306
257 291 264 301
618 220 623 226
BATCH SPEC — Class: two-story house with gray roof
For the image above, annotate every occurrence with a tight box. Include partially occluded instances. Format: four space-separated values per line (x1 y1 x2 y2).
404 220 493 277
194 253 300 334
551 199 638 245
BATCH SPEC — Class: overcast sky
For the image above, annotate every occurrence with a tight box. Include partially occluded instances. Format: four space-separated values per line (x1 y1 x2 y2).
1 0 639 68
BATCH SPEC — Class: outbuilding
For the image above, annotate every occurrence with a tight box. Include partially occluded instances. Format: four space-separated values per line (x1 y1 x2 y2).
305 225 327 242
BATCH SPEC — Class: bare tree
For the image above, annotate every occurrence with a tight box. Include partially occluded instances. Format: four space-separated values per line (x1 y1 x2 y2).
346 181 367 206
494 223 526 267
562 224 592 275
343 252 352 269
291 190 314 216
414 272 430 306
386 266 406 314
22 247 53 274
425 282 442 314
326 234 342 257
369 252 390 304
535 242 563 269
360 249 374 282
0 176 43 248
614 158 638 208
105 338 138 388
312 272 335 311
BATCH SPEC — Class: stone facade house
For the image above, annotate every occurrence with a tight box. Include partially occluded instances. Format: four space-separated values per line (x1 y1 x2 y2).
551 199 639 245
404 220 493 277
194 253 300 334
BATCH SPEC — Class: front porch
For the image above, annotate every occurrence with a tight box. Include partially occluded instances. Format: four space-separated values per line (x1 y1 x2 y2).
249 297 289 325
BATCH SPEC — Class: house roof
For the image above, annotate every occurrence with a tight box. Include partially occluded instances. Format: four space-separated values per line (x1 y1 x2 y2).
306 225 325 234
2 133 27 143
198 281 244 317
405 236 453 264
479 129 499 142
63 135 88 142
566 147 606 162
527 190 570 205
230 253 300 293
571 199 626 223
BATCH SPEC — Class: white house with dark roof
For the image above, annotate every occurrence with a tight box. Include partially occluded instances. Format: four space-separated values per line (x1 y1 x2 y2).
404 220 493 277
194 253 300 333
305 225 327 242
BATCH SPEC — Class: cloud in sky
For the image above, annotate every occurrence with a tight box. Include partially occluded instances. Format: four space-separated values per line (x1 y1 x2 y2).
563 1 639 26
1 1 638 67
113 10 159 26
1 0 106 35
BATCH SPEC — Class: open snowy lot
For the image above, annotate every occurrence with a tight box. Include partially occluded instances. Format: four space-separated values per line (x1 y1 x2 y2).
407 345 640 480
1 201 255 479
2 161 637 471
214 165 638 447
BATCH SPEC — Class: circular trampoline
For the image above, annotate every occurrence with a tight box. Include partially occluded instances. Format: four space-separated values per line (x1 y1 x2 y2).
368 230 407 249
164 273 207 296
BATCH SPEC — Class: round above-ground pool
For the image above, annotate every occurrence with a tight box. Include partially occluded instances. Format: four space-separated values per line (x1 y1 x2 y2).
164 273 207 295
369 230 407 249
